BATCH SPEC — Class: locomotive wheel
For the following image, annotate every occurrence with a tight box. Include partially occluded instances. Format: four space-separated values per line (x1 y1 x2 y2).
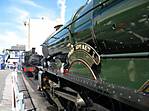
65 101 79 111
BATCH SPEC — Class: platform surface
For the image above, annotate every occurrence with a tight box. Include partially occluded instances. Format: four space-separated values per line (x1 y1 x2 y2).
0 70 12 111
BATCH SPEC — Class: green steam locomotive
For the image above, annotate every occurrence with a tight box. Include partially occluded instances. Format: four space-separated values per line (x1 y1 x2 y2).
41 0 149 110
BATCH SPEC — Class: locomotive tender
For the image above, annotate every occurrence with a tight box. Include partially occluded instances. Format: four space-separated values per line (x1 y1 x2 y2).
41 0 149 110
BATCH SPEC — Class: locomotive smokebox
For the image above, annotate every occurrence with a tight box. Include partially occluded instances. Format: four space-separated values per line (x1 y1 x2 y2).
42 46 49 58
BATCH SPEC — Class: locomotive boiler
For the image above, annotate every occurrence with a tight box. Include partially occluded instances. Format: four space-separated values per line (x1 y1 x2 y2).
41 0 149 110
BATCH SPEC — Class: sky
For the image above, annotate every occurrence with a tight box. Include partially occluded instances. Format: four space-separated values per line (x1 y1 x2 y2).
0 0 87 54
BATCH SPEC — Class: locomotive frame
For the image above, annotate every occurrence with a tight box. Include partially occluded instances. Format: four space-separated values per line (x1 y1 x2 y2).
40 0 149 110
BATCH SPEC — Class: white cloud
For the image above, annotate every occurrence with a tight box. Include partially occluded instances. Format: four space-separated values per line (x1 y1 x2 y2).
0 31 27 52
9 7 29 24
9 0 43 8
3 6 58 54
0 0 68 54
21 0 43 8
0 6 28 51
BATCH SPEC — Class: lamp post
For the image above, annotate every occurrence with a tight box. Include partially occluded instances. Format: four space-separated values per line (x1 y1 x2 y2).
24 17 44 51
24 18 31 50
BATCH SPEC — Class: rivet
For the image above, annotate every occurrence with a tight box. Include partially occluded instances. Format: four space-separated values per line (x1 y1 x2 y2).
113 91 115 94
120 93 123 96
128 96 131 99
138 99 141 102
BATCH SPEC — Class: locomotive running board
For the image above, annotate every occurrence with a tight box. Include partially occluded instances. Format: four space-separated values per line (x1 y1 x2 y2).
46 70 149 111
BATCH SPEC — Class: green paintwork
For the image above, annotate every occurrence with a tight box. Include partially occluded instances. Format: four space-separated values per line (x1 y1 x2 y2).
69 61 94 79
69 51 94 67
101 58 149 89
93 0 149 90
42 0 149 91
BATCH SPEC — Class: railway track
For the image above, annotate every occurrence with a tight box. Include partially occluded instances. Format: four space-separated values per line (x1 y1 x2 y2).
13 71 58 111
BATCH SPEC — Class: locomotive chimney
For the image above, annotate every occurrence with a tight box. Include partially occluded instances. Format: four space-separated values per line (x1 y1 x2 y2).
54 24 63 31
32 47 36 54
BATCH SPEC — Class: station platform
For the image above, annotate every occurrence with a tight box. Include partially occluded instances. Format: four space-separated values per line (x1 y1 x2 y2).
13 71 54 111
0 70 12 111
